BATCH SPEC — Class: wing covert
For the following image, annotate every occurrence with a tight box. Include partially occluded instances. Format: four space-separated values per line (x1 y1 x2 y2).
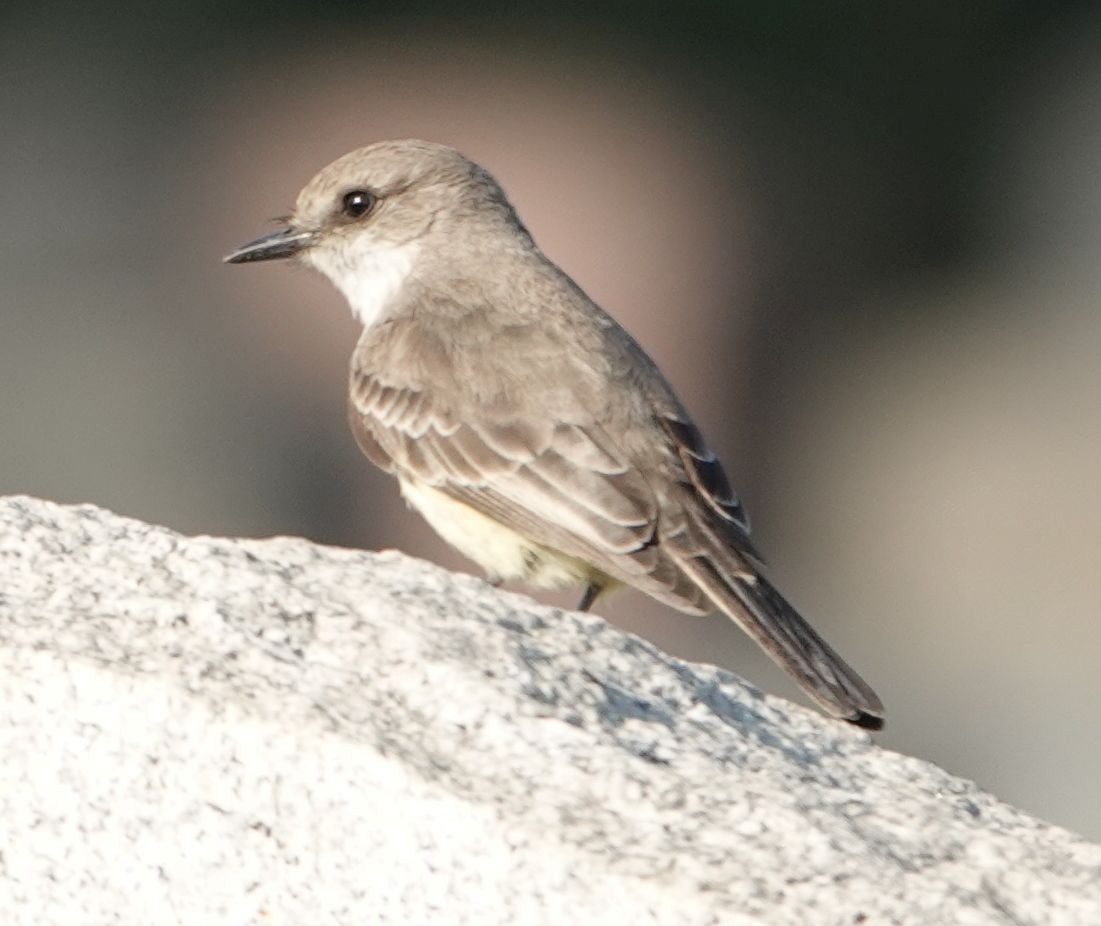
348 366 710 609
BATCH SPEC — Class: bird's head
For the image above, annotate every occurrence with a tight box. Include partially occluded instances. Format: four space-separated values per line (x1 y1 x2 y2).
225 139 526 324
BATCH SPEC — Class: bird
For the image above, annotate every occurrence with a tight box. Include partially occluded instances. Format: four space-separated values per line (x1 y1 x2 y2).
225 139 884 729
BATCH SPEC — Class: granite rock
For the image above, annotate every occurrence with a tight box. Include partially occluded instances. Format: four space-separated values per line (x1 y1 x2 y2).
1 496 1099 925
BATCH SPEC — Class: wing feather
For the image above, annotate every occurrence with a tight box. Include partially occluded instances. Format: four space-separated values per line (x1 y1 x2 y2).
661 415 751 532
348 367 698 607
660 414 762 562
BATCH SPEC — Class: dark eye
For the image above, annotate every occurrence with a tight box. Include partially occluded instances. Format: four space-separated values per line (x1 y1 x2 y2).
341 189 376 219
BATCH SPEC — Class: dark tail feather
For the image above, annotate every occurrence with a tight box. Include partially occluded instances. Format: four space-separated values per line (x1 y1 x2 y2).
678 555 885 729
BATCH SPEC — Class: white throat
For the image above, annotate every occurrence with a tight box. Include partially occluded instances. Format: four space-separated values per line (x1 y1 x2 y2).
309 242 419 329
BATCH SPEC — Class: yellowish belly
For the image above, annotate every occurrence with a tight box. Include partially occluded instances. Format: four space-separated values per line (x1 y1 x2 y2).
398 479 609 591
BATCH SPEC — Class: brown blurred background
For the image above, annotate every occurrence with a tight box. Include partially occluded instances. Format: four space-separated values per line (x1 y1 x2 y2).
3 2 1100 838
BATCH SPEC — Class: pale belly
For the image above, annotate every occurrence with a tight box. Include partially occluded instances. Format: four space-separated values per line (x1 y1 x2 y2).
398 479 611 591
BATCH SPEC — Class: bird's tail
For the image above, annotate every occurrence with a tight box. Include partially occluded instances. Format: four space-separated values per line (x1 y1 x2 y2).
676 550 885 729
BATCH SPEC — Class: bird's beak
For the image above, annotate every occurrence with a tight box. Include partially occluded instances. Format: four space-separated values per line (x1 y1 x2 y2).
223 226 317 264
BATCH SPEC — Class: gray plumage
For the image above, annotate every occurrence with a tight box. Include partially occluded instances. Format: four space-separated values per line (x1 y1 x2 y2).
226 139 885 730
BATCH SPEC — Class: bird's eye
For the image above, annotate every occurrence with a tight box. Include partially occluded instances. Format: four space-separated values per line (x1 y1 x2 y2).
341 190 376 219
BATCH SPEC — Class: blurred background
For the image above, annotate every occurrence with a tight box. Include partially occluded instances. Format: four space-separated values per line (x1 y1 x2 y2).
3 1 1100 838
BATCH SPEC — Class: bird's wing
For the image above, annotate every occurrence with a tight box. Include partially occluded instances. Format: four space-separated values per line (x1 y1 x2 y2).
349 333 883 729
347 364 710 612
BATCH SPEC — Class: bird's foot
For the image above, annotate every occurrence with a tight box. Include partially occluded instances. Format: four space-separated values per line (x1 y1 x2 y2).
576 583 602 612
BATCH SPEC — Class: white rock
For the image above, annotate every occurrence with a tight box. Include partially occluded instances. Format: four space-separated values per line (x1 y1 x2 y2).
0 495 1098 925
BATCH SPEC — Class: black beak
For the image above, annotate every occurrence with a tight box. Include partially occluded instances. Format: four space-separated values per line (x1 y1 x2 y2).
223 227 316 264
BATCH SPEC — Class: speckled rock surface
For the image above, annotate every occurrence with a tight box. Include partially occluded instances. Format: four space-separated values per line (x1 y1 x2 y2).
1 495 1099 925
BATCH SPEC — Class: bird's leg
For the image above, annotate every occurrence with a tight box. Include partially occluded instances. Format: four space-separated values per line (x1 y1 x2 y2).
576 583 602 612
